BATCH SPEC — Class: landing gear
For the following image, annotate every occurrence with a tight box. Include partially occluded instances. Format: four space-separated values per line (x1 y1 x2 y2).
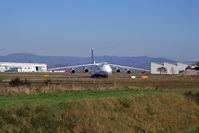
91 74 108 78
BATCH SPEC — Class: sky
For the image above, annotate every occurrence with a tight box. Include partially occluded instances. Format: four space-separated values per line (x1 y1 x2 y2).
0 0 199 61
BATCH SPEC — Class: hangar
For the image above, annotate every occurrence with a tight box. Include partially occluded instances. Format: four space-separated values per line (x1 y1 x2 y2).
0 62 47 72
151 62 188 75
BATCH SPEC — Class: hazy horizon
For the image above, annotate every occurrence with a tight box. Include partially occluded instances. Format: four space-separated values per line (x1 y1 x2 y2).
0 0 198 61
0 52 196 62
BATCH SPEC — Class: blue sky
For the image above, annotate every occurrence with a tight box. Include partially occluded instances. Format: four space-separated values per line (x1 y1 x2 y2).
0 0 198 61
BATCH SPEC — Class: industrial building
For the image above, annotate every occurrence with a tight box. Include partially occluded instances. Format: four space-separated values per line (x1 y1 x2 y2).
0 62 47 72
151 62 188 75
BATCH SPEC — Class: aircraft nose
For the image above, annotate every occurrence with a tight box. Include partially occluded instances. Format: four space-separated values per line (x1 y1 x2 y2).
100 65 112 76
106 67 112 75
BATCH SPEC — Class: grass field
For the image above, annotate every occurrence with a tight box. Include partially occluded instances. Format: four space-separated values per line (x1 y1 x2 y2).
0 89 149 107
0 72 199 132
0 88 198 108
1 72 199 90
0 89 198 133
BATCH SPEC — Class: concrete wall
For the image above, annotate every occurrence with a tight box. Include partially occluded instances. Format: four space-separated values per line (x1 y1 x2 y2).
177 63 188 73
163 63 178 74
151 62 164 74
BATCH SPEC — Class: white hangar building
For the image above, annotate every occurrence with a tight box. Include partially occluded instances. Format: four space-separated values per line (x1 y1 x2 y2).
0 62 47 72
151 62 188 75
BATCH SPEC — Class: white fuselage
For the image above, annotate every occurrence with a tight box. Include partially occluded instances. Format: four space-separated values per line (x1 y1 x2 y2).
90 63 112 77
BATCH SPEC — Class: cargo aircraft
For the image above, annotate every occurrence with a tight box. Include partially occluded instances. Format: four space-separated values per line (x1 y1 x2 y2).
48 50 150 78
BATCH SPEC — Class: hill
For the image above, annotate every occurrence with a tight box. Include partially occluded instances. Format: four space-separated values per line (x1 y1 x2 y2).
0 53 176 69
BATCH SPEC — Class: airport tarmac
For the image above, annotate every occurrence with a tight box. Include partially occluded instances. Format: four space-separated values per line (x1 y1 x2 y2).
0 72 199 89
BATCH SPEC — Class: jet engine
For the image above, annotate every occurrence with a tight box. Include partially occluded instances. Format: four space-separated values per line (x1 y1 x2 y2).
116 69 121 73
84 68 89 73
126 70 131 74
71 69 76 73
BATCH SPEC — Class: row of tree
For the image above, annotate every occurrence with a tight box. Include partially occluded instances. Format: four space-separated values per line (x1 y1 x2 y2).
157 67 167 74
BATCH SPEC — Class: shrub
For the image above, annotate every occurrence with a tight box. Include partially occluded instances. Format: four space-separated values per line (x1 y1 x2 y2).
16 105 31 117
24 78 31 86
194 92 199 104
9 77 31 87
44 79 51 86
184 91 194 98
185 66 192 70
184 91 199 104
120 98 130 109
132 125 145 133
187 127 199 133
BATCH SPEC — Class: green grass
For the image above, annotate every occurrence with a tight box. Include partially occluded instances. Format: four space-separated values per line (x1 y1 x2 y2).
0 73 199 132
0 89 153 108
0 88 198 108
0 91 198 133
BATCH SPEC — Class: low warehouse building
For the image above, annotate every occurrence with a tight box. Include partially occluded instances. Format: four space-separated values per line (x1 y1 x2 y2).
151 62 188 75
0 62 47 72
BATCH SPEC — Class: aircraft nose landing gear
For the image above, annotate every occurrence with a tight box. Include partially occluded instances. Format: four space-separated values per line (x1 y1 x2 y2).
91 74 108 78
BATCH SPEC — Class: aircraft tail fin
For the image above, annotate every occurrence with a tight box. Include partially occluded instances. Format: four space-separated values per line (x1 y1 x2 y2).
91 49 96 64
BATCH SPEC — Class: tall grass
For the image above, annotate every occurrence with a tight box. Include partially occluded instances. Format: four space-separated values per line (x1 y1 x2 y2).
0 93 198 133
0 83 157 96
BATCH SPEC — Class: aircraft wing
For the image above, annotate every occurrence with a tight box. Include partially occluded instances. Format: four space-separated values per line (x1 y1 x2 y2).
109 64 150 73
48 64 95 72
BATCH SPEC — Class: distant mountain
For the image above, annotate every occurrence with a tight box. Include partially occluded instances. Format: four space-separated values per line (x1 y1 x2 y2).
0 53 177 69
